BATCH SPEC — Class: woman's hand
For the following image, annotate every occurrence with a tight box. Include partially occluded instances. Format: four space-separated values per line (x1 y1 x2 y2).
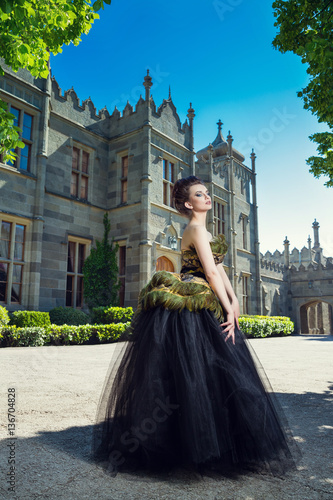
221 312 235 345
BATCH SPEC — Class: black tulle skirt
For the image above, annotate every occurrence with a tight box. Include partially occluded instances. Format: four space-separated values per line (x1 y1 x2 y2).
92 307 299 476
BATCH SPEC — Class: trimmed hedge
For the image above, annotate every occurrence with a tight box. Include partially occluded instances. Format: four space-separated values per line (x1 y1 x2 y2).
91 306 133 325
10 311 51 328
0 326 48 347
0 308 294 347
49 307 90 326
0 322 131 347
239 315 294 338
0 305 10 326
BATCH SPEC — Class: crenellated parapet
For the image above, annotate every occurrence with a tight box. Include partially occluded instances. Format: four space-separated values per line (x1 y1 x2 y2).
289 259 333 274
260 258 284 274
150 95 192 149
51 77 102 126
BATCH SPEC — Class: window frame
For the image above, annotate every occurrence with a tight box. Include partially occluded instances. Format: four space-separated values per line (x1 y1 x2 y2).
120 155 129 204
240 213 249 250
213 199 226 236
0 218 26 305
162 158 175 207
66 236 90 308
0 102 35 173
118 245 126 306
241 273 250 314
71 144 91 201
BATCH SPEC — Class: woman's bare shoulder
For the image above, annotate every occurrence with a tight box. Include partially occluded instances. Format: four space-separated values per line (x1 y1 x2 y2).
181 225 210 250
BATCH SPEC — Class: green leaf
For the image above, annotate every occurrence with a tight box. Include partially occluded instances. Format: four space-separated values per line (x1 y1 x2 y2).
0 0 14 14
93 0 103 11
19 44 29 54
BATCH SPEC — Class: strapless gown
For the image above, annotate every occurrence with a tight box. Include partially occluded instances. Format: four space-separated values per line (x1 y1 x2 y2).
92 235 299 476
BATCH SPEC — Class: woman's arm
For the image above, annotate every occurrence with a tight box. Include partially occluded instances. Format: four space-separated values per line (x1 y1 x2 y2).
217 263 240 328
189 226 235 344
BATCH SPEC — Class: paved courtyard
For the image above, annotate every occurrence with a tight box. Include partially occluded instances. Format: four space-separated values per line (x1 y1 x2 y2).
0 334 332 500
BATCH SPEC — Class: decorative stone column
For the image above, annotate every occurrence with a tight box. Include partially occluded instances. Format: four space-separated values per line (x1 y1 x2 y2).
312 219 320 248
250 149 262 314
187 103 195 175
227 130 236 291
207 143 214 235
284 237 290 268
29 70 51 310
139 71 153 289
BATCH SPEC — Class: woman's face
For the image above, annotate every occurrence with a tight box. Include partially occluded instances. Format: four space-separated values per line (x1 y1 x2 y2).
185 184 211 213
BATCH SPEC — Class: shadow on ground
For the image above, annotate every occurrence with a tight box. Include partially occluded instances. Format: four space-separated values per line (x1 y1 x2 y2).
20 388 333 478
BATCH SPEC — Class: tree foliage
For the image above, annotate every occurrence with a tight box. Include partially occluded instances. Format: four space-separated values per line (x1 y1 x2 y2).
0 0 111 161
272 0 333 186
83 213 120 309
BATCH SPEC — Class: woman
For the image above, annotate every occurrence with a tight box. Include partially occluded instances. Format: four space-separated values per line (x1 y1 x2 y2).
93 176 298 476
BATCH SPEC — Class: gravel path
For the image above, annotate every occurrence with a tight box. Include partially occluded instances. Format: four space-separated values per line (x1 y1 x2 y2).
0 335 332 500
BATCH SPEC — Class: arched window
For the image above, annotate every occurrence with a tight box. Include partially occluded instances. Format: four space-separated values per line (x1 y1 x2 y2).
156 256 174 272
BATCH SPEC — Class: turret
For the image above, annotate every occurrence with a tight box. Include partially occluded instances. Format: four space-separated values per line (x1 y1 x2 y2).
143 70 153 102
284 237 290 268
312 219 320 249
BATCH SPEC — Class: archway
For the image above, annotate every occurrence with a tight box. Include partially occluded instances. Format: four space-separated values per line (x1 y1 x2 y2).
300 301 333 335
156 256 174 272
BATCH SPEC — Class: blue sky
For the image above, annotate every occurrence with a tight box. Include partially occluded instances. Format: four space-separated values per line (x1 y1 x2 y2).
50 0 332 255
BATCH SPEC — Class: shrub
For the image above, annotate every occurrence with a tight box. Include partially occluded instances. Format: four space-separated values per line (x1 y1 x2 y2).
0 322 131 347
239 315 294 338
10 311 51 328
91 306 133 325
47 322 130 345
83 213 121 309
49 307 90 326
0 305 10 326
0 326 47 347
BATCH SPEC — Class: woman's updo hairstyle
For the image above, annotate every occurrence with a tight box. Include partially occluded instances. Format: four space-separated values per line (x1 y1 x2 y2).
172 176 204 217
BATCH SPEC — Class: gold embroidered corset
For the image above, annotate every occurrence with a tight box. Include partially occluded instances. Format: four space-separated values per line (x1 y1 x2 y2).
180 234 227 283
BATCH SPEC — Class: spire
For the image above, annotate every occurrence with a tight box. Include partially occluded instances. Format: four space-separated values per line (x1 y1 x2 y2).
227 130 233 157
143 69 153 102
312 219 320 248
308 235 312 253
250 148 256 172
284 236 290 268
187 103 195 153
217 119 223 132
168 85 171 100
187 102 195 121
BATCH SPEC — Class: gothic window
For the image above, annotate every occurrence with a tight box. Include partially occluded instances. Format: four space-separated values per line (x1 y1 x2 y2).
71 146 89 200
213 200 225 236
242 274 249 314
0 220 25 304
240 214 248 250
163 159 174 207
118 245 126 306
156 256 174 272
66 239 89 307
121 155 129 204
1 104 34 172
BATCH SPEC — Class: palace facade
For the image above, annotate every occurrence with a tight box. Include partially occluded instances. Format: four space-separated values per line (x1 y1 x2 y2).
0 63 332 333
